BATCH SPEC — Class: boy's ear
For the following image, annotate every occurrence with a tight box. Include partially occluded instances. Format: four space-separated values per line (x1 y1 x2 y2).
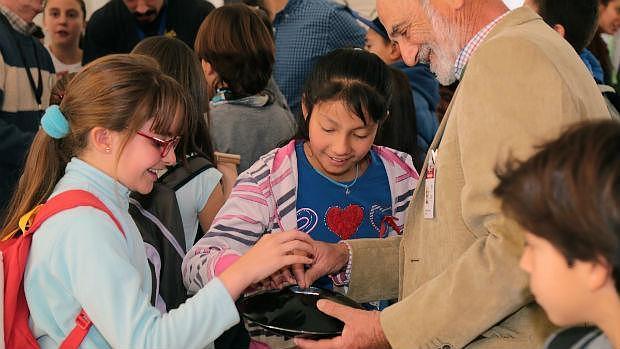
201 59 216 79
389 41 402 62
587 256 614 291
90 127 114 154
552 24 566 38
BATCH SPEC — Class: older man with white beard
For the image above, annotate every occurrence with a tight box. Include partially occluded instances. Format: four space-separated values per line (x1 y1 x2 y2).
294 1 611 349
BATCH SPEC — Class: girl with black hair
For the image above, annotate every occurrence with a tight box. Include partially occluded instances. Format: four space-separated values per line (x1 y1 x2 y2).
183 48 418 306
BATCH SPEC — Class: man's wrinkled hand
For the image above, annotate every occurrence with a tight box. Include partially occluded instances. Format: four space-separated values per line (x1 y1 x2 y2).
294 300 391 349
292 241 349 288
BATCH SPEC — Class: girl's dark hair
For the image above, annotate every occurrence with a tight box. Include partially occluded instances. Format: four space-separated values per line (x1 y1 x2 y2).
374 67 421 170
494 120 620 292
296 48 392 140
1 54 188 238
194 4 275 98
132 36 215 164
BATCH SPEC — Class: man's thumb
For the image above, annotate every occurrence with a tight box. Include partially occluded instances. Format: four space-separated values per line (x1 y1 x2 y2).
303 265 324 287
316 299 351 322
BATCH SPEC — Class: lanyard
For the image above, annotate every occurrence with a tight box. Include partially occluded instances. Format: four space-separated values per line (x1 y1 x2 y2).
135 9 167 41
0 13 43 109
16 40 42 108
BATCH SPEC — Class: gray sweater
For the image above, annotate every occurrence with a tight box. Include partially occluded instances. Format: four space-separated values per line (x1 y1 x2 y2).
544 327 612 349
209 84 296 173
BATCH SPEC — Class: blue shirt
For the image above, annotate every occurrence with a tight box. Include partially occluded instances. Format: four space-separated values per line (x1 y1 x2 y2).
25 158 238 349
580 48 605 84
273 0 365 116
295 142 391 289
392 61 440 154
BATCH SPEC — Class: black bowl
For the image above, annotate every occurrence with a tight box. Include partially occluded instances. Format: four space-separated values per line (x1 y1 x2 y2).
237 286 363 339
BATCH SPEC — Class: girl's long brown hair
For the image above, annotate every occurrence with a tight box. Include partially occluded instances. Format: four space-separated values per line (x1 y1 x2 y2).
0 54 188 238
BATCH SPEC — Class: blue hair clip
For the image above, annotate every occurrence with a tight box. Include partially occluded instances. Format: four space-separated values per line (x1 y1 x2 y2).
41 105 70 139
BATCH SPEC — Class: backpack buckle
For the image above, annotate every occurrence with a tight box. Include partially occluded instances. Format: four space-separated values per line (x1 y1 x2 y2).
75 310 91 330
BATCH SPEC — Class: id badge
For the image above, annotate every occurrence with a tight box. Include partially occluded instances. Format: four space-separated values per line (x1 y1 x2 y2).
424 150 437 219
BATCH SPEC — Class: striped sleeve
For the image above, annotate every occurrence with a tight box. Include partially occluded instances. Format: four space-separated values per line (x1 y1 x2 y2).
182 161 274 293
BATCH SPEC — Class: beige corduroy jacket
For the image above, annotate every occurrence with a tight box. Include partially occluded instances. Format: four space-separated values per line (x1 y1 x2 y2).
346 7 610 349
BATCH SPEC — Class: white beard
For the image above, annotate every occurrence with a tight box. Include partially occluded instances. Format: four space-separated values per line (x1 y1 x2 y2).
421 0 462 85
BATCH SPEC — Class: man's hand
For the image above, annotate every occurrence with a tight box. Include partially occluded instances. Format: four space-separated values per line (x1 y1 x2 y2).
294 300 391 349
292 241 349 288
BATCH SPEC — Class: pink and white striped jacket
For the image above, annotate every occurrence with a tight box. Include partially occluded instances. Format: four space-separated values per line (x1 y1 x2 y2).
182 140 419 292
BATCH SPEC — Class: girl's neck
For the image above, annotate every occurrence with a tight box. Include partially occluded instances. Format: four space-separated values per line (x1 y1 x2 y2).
50 43 82 65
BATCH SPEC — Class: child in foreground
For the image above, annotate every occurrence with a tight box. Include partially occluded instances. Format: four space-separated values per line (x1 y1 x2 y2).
0 54 313 349
494 120 620 349
183 48 418 296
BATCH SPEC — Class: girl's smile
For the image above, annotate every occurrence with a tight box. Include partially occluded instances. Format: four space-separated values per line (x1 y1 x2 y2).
303 100 377 182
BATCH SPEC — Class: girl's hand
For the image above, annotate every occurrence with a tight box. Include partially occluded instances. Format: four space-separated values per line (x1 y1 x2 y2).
268 267 297 289
219 230 314 299
248 266 297 292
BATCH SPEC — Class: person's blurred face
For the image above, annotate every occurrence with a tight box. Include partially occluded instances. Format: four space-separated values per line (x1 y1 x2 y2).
11 0 43 23
599 0 620 35
43 0 85 47
519 232 596 326
123 0 164 24
364 29 397 64
378 0 461 85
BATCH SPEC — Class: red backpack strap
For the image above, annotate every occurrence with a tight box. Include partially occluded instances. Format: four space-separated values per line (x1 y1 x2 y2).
28 189 126 238
34 190 126 349
59 310 92 349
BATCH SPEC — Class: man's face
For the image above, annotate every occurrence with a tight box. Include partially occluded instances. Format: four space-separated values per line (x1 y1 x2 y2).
123 0 164 24
13 0 43 23
378 0 462 85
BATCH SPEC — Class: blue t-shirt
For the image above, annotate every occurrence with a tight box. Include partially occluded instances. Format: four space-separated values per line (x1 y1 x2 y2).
295 142 392 290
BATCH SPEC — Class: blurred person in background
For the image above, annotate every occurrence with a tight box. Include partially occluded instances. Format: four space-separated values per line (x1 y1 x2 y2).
195 4 295 173
251 0 365 117
0 0 55 219
82 0 214 63
588 0 620 85
43 0 85 76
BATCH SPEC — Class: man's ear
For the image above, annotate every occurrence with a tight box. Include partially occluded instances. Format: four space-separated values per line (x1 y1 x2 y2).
552 24 566 38
445 0 465 10
430 0 463 14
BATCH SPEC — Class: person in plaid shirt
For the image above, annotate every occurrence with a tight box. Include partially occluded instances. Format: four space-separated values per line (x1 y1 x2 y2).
258 0 365 117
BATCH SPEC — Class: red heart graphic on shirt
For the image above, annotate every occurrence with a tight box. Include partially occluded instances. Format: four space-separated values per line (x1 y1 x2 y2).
325 204 364 240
